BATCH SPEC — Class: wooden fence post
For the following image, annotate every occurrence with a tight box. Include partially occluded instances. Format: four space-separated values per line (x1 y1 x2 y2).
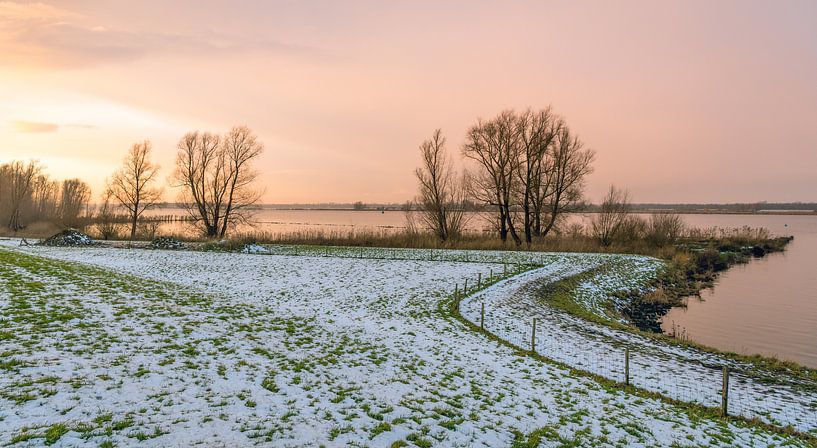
721 366 729 416
480 302 485 330
477 273 482 288
624 348 630 386
464 279 468 293
531 318 537 354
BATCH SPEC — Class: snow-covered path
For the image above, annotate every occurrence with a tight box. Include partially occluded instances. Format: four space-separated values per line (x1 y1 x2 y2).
461 265 817 433
0 243 812 447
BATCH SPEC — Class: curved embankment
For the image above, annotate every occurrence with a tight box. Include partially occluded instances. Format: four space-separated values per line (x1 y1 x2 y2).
1 240 813 447
459 262 817 434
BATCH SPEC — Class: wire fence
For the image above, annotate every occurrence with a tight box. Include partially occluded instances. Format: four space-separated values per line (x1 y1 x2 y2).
455 274 817 435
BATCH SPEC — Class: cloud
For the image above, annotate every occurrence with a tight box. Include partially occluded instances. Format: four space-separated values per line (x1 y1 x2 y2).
12 120 59 133
0 1 76 23
0 1 334 69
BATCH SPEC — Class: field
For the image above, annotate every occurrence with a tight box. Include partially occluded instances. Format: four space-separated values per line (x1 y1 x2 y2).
0 241 814 447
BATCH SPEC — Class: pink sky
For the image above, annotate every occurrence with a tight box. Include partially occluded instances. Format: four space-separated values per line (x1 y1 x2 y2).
1 0 815 203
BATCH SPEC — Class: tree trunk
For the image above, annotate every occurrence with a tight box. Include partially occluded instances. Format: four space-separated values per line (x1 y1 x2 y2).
498 205 508 242
504 202 522 245
533 211 541 237
541 209 558 237
523 200 532 244
130 215 137 239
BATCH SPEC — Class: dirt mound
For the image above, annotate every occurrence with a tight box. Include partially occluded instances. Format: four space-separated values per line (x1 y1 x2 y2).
39 229 95 247
149 236 185 250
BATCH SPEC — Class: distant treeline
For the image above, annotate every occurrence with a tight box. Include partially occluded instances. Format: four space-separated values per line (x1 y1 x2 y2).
168 202 817 213
622 203 817 213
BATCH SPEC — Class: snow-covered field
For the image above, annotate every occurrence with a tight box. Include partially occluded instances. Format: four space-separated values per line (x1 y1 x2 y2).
0 241 812 447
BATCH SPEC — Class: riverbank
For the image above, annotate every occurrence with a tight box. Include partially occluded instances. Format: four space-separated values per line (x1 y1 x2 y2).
532 237 817 385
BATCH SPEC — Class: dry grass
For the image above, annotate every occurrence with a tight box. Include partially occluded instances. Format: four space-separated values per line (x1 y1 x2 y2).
0 221 63 239
1 219 791 261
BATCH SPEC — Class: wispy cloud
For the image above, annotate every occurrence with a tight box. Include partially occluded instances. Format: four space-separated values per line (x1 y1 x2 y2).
12 120 59 133
0 1 333 69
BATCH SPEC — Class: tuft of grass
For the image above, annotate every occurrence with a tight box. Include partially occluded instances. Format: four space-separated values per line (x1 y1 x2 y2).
44 423 69 445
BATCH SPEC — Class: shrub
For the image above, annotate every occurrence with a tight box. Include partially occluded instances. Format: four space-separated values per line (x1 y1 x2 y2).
645 213 685 247
694 249 730 272
615 215 647 244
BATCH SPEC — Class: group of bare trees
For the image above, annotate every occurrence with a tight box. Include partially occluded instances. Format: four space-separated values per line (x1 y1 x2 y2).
414 107 595 245
0 161 91 231
1 125 264 240
99 125 265 239
100 125 264 239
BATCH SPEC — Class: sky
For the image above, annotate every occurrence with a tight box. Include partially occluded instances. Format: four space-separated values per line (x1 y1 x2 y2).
1 0 815 204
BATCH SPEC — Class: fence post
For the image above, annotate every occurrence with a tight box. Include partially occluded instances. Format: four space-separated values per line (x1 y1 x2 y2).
489 269 493 281
477 273 482 288
721 366 729 416
464 278 468 293
503 263 507 276
624 348 630 386
480 302 485 330
531 318 537 354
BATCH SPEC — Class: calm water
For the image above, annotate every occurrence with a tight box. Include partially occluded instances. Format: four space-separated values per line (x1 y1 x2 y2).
146 208 817 367
660 214 817 368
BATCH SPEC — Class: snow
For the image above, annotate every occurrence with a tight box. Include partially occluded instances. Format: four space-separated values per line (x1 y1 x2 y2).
0 240 812 447
461 264 817 433
240 243 271 254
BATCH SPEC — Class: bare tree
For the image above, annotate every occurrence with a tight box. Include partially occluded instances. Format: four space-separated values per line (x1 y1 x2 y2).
591 185 631 246
59 178 91 228
535 125 595 237
462 110 523 245
219 126 264 237
107 141 163 239
415 129 468 240
516 108 561 244
172 126 264 238
30 174 59 223
2 160 42 231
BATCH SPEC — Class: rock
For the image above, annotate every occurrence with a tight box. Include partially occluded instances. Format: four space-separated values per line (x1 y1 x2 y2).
750 245 767 257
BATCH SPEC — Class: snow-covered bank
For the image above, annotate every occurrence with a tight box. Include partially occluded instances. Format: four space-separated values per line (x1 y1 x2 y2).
0 242 811 446
461 265 817 433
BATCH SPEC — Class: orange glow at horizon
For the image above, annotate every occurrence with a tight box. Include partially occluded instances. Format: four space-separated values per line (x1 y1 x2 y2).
1 0 816 204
